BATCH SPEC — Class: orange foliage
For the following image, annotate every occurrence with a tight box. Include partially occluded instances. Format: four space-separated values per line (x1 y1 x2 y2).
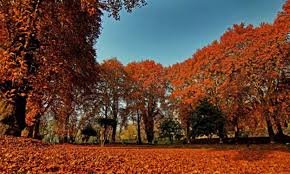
125 60 166 143
167 0 290 135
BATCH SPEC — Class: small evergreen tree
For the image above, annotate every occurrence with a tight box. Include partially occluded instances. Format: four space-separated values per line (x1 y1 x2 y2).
190 99 225 140
159 118 183 144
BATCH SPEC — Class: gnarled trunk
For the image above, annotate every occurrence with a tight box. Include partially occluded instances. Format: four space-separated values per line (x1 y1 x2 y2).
0 96 27 136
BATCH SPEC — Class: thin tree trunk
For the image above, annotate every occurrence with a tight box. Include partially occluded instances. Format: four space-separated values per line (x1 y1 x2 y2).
112 122 117 143
265 112 275 143
32 114 41 139
275 119 284 136
104 106 108 144
186 121 190 143
111 96 118 143
233 117 239 143
137 112 142 144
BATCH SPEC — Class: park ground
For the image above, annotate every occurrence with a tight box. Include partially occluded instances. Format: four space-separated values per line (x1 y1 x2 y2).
0 136 290 173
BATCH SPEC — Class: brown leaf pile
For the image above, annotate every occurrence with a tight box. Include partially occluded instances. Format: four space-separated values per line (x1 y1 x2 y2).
0 136 289 174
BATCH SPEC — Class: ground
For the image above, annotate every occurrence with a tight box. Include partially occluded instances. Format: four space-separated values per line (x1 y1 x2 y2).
0 136 290 173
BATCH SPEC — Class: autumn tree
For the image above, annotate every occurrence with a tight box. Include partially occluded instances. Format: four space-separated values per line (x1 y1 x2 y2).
167 0 289 142
0 0 146 137
97 58 128 143
125 60 166 144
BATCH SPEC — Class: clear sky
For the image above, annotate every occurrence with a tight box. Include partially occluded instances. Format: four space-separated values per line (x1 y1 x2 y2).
95 0 286 66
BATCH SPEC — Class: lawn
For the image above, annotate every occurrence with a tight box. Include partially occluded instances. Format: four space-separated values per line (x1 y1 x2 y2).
0 136 289 173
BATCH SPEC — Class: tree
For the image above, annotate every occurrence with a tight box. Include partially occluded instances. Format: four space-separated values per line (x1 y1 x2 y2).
98 58 128 143
190 99 225 140
97 118 116 146
125 60 166 144
159 118 182 144
0 0 147 137
167 7 290 142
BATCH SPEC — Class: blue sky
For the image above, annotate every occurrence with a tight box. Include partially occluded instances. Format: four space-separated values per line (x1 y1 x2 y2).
95 0 286 66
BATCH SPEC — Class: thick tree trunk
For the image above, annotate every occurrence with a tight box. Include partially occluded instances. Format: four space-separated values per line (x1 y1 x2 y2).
111 107 118 143
137 112 142 144
1 96 27 136
14 96 27 132
144 114 154 144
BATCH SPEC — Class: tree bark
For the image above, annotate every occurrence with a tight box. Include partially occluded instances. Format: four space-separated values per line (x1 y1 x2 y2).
233 117 239 143
137 112 142 144
111 121 117 143
186 120 190 143
265 112 275 143
144 113 154 144
275 119 284 136
32 114 41 139
111 99 118 143
2 96 27 136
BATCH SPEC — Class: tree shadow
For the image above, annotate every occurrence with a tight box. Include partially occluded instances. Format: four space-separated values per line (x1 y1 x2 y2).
234 149 271 162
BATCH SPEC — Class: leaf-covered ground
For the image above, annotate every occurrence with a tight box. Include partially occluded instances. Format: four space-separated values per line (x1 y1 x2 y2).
0 136 289 173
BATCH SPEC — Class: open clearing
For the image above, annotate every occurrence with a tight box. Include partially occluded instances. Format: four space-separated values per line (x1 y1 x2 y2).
0 136 289 174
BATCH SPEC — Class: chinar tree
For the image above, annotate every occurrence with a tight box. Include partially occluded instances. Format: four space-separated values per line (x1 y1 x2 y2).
0 0 146 137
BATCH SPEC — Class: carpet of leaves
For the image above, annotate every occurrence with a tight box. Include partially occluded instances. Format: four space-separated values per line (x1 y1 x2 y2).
0 136 290 174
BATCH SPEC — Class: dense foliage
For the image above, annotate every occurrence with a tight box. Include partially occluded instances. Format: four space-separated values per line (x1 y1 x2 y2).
190 99 225 140
159 118 182 143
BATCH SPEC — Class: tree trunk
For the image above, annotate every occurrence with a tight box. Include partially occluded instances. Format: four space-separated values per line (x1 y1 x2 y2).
100 127 105 147
144 114 154 144
186 121 190 143
275 120 284 136
32 114 41 139
265 113 275 143
3 96 27 136
111 121 117 143
233 117 239 143
137 112 142 144
104 106 108 144
234 126 239 143
111 96 119 143
272 109 284 137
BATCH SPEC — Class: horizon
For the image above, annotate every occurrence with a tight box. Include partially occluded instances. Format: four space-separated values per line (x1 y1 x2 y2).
95 0 286 66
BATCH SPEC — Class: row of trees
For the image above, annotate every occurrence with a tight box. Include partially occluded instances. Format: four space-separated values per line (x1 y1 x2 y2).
93 0 290 144
0 0 289 144
168 1 290 142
